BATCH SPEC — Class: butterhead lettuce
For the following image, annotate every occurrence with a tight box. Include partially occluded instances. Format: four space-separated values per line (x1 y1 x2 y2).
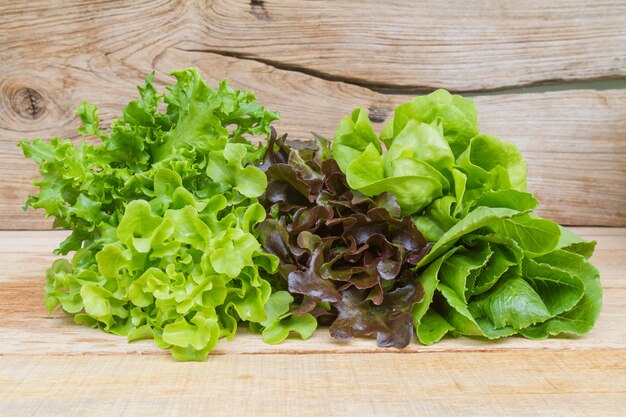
331 90 601 345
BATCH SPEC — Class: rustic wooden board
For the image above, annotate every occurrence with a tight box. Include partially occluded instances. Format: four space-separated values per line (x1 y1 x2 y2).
1 351 625 417
2 1 626 229
1 230 625 416
2 57 625 227
1 0 624 91
2 1 625 416
0 228 623 357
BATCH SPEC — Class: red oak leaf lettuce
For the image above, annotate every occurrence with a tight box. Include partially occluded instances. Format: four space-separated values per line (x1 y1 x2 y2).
257 130 431 347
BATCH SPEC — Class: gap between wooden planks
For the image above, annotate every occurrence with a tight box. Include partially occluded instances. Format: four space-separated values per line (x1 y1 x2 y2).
0 228 624 356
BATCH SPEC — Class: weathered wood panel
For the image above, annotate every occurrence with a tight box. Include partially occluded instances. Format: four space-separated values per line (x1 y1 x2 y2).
1 53 624 227
1 0 624 91
0 229 623 356
2 2 625 416
1 352 625 417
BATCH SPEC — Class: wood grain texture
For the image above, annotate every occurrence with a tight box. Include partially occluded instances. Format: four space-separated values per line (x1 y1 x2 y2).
1 351 626 417
1 53 625 228
2 2 624 415
0 229 624 356
1 1 625 229
1 0 624 91
0 232 624 416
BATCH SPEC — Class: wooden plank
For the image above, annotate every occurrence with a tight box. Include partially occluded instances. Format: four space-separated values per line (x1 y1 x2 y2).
0 229 623 356
1 1 624 91
2 3 624 415
1 51 625 228
1 351 625 417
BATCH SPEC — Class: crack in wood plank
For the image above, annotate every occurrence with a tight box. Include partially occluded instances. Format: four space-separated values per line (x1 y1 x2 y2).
175 47 626 95
174 46 413 95
3 0 625 92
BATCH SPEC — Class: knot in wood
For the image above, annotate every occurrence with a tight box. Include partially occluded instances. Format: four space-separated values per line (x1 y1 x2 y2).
250 0 270 21
368 106 390 124
11 87 45 120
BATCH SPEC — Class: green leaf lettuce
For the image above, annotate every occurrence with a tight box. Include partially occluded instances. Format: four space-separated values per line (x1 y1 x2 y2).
23 69 283 361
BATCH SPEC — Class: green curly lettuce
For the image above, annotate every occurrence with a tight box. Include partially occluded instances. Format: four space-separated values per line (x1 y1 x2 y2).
250 291 318 345
21 68 293 360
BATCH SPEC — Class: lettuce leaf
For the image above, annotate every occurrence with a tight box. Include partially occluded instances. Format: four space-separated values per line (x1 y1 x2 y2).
412 217 600 344
23 74 603 354
257 132 431 348
23 68 282 361
332 90 602 345
333 91 526 218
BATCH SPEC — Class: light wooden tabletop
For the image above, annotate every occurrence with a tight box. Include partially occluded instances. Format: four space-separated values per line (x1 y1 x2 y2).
0 1 624 416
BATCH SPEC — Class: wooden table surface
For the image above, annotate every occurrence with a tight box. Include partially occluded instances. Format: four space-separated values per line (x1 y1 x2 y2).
1 1 625 416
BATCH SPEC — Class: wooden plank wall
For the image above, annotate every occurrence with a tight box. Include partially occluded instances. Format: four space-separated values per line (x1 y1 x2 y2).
1 3 625 416
1 0 625 229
